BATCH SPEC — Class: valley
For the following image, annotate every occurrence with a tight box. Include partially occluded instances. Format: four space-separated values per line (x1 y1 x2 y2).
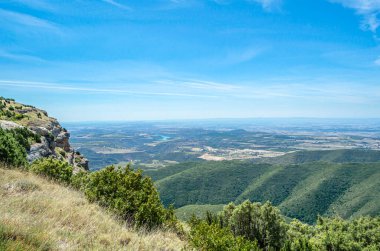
65 119 380 223
65 119 380 170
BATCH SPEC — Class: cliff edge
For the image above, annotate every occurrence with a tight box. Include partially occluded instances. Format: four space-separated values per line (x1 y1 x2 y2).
0 97 88 170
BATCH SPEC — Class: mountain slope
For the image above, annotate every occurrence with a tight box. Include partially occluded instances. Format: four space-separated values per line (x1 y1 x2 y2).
253 149 380 165
147 150 380 223
0 167 184 250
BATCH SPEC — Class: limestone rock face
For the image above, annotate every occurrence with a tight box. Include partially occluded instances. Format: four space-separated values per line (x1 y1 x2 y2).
0 120 22 130
0 100 89 170
27 137 53 162
29 125 89 170
56 131 71 152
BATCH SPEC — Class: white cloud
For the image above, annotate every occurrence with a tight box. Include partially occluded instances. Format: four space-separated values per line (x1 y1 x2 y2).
102 0 132 10
0 8 60 33
11 0 55 11
0 80 217 98
375 57 380 65
224 48 263 64
362 13 380 32
330 0 380 33
0 50 45 63
250 0 282 11
156 79 240 91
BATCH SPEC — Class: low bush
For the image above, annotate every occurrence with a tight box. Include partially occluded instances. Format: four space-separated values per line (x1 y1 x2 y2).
0 128 27 167
29 157 73 184
14 113 24 120
219 201 288 250
84 165 174 229
71 171 90 190
188 201 380 251
9 127 41 150
188 218 260 251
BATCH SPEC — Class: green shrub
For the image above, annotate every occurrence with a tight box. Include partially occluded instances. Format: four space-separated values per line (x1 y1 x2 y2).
188 217 260 251
14 113 24 120
9 127 40 150
84 165 172 229
283 219 314 250
219 200 288 250
29 157 73 184
4 110 14 118
0 128 27 167
309 216 380 251
71 171 90 190
188 201 380 250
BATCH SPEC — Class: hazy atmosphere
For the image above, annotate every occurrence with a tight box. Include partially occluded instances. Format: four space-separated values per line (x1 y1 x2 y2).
1 0 380 121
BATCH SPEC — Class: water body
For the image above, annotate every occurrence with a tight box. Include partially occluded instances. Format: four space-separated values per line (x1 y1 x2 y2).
159 135 171 141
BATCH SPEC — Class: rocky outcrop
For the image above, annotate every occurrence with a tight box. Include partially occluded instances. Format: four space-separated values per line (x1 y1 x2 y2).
28 122 89 171
0 100 89 171
0 120 22 130
56 131 71 152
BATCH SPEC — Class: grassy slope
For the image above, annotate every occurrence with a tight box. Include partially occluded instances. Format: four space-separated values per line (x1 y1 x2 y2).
150 150 380 223
0 167 184 251
0 99 54 128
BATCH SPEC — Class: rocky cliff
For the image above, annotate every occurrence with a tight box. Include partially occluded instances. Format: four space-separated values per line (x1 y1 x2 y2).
0 97 88 170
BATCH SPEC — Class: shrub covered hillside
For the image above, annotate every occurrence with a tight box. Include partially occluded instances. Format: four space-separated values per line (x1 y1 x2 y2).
188 201 380 251
146 156 380 223
0 167 184 250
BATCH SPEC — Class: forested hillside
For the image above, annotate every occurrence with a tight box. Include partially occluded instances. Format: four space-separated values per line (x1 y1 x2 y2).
146 149 380 223
253 149 380 165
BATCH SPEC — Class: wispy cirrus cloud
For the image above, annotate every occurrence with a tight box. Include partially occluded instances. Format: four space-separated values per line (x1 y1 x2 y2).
101 0 132 10
10 0 55 11
0 80 217 98
0 49 45 63
156 79 240 91
224 47 264 64
375 57 380 65
249 0 282 11
0 8 61 33
329 0 380 33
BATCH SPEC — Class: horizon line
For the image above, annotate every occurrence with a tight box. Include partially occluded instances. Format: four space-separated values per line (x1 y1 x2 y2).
61 117 380 124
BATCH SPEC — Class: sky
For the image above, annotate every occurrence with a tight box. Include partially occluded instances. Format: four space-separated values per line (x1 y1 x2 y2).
0 0 380 121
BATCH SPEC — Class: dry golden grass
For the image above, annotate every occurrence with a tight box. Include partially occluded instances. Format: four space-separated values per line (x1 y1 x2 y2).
0 167 185 250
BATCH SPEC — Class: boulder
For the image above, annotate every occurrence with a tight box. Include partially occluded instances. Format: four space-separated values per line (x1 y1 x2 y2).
56 131 71 152
27 140 53 162
0 120 22 130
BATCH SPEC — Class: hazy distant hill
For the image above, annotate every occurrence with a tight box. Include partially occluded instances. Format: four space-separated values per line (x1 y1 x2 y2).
252 149 380 165
146 149 380 223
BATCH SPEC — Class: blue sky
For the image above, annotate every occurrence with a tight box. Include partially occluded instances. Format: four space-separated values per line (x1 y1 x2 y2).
0 0 379 121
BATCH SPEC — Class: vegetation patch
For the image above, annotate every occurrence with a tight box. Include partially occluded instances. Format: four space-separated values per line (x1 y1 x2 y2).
84 165 176 229
189 200 380 251
3 179 40 194
0 223 51 251
29 157 73 184
0 128 28 167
